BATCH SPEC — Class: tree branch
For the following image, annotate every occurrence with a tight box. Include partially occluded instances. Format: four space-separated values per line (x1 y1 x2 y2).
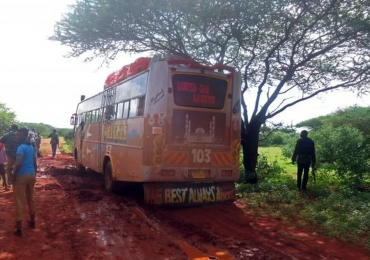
267 76 368 119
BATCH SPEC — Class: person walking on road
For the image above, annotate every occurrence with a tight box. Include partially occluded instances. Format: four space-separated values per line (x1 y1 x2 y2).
28 129 36 148
0 142 8 191
0 124 19 187
35 132 41 150
13 127 37 236
34 132 42 157
48 129 59 158
292 130 316 191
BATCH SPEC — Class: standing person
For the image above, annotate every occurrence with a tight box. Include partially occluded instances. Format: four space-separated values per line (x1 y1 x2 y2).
35 132 41 156
0 124 19 187
0 142 8 191
292 130 316 191
48 129 59 158
13 127 37 236
28 129 36 148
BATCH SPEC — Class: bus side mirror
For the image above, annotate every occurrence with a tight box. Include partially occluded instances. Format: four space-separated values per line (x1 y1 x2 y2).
70 114 76 125
81 95 86 101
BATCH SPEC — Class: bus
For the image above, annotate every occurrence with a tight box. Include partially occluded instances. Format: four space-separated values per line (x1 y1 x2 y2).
70 55 241 205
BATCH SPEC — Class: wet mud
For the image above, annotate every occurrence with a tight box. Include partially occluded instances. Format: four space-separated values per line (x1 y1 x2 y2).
0 153 369 260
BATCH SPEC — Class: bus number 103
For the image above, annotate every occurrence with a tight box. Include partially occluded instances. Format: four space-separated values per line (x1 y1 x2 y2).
191 149 211 163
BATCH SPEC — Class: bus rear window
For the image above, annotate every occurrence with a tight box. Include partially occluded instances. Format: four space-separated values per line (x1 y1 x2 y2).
172 74 228 109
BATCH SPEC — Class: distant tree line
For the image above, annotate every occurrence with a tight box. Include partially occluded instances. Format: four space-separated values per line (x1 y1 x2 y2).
0 102 73 140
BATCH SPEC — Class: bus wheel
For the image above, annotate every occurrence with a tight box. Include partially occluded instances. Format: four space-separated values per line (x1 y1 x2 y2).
104 161 117 192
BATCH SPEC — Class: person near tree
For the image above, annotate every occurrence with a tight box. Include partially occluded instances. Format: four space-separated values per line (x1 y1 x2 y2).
0 141 8 191
0 124 19 187
292 130 316 191
48 129 59 158
13 127 37 236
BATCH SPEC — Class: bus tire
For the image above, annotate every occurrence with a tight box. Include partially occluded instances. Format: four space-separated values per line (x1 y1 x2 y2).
75 149 85 174
104 161 117 192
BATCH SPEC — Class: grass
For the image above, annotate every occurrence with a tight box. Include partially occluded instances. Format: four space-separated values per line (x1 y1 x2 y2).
238 147 370 249
60 139 73 155
259 146 296 175
40 137 73 155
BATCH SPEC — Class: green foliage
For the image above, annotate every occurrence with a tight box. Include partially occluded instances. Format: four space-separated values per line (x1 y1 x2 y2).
281 137 297 160
284 123 370 189
256 154 285 182
63 130 74 141
298 106 370 135
237 159 370 248
60 140 73 155
21 122 72 139
260 146 296 174
259 128 297 147
53 0 370 121
0 102 16 136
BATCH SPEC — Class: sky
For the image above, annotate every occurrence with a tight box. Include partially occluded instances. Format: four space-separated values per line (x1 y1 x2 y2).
0 0 368 129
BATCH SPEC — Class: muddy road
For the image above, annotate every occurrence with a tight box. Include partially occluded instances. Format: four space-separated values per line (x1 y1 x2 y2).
0 155 369 260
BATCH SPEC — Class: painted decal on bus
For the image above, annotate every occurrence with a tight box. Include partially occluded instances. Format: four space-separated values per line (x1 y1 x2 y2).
143 182 236 205
164 186 235 204
104 125 127 142
149 89 165 105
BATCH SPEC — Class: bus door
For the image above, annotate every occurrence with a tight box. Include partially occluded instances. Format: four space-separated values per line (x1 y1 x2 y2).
99 87 117 173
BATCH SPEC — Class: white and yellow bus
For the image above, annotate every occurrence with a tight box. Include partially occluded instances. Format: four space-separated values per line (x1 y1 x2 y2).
71 55 241 205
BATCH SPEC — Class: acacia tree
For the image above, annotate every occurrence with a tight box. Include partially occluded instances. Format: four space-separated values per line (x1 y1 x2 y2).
52 0 370 183
0 102 16 136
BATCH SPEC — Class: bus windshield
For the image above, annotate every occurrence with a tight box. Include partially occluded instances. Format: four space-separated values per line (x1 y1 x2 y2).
172 74 228 109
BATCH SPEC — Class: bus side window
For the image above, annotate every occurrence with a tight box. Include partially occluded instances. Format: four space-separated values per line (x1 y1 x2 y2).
91 110 97 123
123 101 129 119
138 96 145 117
116 102 124 119
79 113 85 129
86 111 91 123
104 105 116 121
97 108 102 122
131 73 148 97
129 99 138 118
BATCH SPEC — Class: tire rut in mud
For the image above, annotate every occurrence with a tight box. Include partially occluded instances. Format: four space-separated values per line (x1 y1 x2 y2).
40 162 186 259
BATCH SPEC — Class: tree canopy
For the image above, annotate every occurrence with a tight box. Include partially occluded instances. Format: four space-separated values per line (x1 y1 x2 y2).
297 106 370 135
0 102 16 136
53 0 370 121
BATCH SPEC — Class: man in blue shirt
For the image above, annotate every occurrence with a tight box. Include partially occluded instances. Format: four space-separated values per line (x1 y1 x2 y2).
13 127 37 236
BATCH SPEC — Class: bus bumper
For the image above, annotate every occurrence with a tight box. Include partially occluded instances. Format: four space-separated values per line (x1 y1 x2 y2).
144 182 235 205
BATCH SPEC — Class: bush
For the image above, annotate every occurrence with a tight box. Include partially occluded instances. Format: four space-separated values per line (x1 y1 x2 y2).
63 130 74 141
237 156 370 249
60 140 73 155
256 154 285 182
283 125 370 189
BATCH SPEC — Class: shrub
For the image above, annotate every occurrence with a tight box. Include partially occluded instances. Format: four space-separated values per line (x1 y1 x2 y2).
60 140 73 155
283 125 370 189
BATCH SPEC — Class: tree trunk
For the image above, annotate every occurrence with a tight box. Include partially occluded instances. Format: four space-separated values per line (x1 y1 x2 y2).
241 117 263 184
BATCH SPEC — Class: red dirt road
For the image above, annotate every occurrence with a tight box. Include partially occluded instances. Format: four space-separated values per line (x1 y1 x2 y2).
0 155 369 260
